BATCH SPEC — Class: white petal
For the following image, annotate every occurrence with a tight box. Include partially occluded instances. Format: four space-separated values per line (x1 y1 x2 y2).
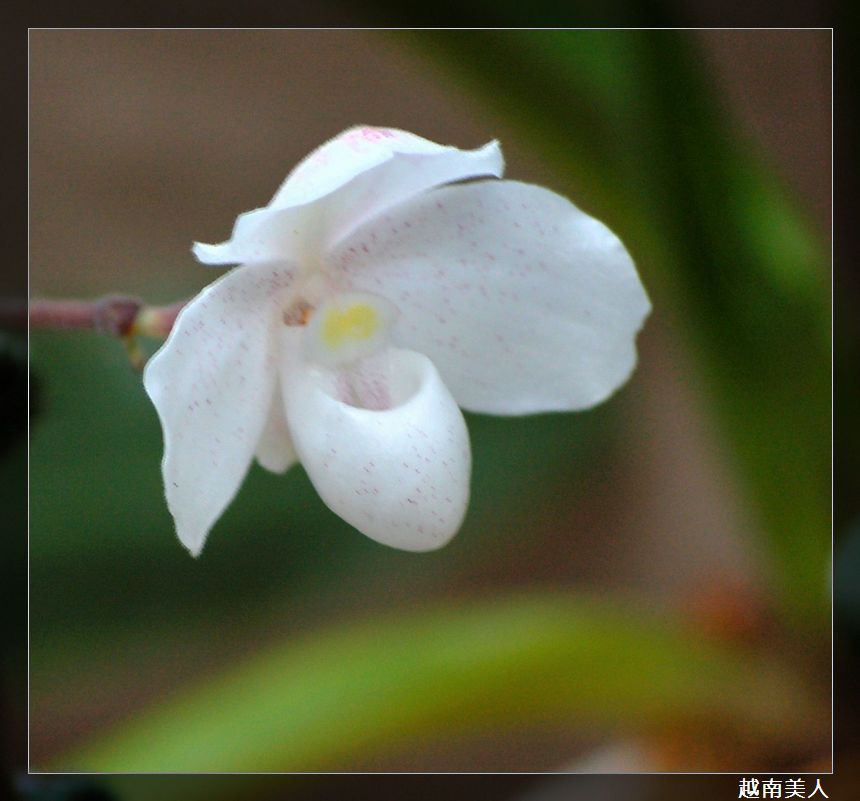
328 180 651 415
143 261 297 555
281 341 471 552
192 206 304 266
193 127 503 267
254 379 298 474
271 126 503 215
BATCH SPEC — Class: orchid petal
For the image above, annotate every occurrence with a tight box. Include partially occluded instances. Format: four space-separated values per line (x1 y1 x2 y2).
143 261 296 555
271 126 503 213
255 380 298 474
192 207 304 267
281 341 471 552
193 127 503 267
329 180 651 415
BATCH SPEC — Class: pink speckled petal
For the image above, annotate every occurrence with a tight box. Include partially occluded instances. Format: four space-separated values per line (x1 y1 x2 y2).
143 261 297 556
328 180 651 415
271 126 502 215
281 339 471 552
193 127 503 266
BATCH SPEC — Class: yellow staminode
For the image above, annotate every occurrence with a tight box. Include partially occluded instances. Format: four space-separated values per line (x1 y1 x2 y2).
322 302 379 350
305 292 395 368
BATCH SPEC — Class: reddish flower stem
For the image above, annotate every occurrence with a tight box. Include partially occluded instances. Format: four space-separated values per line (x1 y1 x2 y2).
0 296 187 339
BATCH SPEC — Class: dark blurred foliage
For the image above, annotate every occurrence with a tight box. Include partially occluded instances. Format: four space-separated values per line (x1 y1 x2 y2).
834 24 860 533
836 520 860 766
833 19 860 779
15 778 117 801
0 335 31 456
76 774 852 801
353 0 834 28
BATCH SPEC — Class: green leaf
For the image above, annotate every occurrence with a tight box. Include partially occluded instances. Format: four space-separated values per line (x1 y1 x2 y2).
382 27 830 626
53 594 821 773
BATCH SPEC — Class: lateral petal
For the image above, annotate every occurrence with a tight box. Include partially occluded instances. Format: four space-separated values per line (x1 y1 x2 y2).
329 180 651 415
143 261 296 555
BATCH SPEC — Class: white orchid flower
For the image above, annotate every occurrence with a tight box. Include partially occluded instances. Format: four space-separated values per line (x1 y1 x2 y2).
143 126 650 557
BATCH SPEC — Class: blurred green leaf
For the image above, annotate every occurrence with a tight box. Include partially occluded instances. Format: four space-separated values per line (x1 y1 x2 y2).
386 26 830 625
55 594 819 773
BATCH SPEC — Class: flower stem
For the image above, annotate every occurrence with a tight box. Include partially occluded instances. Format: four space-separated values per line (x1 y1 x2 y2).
2 295 187 368
1 296 187 337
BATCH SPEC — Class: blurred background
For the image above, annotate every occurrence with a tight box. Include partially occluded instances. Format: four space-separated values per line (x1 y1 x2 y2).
14 23 837 794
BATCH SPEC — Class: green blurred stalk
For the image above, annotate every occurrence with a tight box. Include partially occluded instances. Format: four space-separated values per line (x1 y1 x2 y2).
54 594 821 774
389 27 830 627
